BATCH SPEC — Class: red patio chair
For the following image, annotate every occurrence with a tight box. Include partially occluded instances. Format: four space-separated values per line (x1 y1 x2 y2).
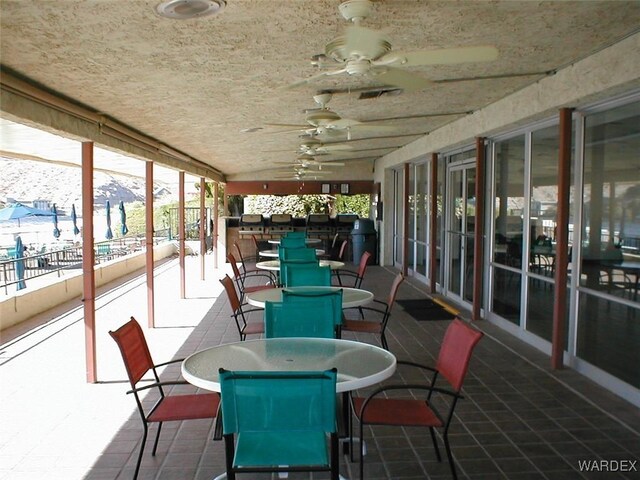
341 272 404 350
109 317 219 480
349 317 483 479
227 252 274 304
233 239 274 282
334 250 372 289
220 274 265 340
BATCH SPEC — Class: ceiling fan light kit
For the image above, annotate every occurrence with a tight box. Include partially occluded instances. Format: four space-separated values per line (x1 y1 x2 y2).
155 0 226 19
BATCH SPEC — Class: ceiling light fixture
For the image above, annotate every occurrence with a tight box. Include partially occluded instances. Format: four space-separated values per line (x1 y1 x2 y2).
155 0 226 20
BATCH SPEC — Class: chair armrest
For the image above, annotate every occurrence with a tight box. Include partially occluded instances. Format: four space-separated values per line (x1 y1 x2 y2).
397 359 438 373
354 383 463 417
236 306 266 315
126 380 189 395
154 358 185 368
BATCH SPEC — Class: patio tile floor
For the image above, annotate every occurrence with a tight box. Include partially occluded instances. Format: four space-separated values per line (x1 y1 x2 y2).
0 254 638 479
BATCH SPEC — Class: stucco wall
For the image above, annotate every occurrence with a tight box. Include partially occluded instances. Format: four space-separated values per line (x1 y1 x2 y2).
0 242 177 332
374 32 640 265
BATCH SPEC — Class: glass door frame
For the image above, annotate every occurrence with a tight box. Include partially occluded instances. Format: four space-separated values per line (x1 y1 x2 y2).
407 161 430 281
443 157 476 306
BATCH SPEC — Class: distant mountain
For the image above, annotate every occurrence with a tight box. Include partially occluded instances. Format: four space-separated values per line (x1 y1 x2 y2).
0 157 175 211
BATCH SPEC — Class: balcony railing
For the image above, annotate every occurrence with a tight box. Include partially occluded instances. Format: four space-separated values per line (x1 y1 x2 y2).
0 235 166 295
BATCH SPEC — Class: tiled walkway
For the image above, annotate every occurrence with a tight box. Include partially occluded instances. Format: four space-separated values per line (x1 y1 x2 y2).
0 255 638 479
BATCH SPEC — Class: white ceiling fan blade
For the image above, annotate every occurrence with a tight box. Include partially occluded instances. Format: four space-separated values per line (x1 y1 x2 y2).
287 68 348 89
328 118 363 129
380 45 499 67
317 144 353 152
265 123 308 128
344 25 386 59
374 66 432 92
316 162 345 167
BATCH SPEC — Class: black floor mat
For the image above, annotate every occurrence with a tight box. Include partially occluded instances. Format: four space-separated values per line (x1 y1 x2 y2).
396 299 457 321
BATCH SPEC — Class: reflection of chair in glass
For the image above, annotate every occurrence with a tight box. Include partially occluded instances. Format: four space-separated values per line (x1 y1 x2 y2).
227 252 274 303
341 272 404 350
220 274 265 340
283 263 331 287
109 318 219 480
279 246 317 261
219 369 339 480
280 236 306 248
349 318 483 480
265 288 343 338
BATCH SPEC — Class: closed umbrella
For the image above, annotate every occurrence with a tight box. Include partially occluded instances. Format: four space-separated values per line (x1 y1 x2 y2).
105 200 113 240
52 204 61 239
119 201 129 236
15 236 26 291
71 204 80 236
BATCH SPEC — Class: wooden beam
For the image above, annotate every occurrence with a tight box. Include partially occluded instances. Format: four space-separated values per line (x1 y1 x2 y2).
145 161 155 328
213 182 219 269
179 171 186 299
200 177 206 281
551 108 573 369
225 180 375 195
81 142 96 383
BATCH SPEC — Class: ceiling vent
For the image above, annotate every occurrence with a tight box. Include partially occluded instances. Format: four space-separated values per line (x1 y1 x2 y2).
358 88 403 100
155 0 226 19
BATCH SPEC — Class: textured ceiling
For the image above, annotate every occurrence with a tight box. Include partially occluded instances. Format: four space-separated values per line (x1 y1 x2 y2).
1 0 639 180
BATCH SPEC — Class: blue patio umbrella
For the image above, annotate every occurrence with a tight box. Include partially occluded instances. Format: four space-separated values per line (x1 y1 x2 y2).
0 202 55 226
71 204 80 236
52 204 61 239
15 236 26 291
105 200 113 240
119 201 129 236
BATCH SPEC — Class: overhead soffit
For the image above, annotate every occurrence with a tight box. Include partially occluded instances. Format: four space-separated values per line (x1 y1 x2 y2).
1 1 639 179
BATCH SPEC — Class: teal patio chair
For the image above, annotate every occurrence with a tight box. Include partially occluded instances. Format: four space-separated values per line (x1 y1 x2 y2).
278 246 317 261
283 263 331 287
280 236 306 248
219 369 339 480
285 231 306 238
279 259 319 287
265 288 343 338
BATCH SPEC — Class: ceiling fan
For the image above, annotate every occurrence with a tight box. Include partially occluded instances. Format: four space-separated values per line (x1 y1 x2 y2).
289 0 498 92
273 164 335 180
265 93 396 138
274 155 345 168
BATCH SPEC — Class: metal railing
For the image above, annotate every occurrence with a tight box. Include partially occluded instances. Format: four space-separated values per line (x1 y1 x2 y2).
0 235 166 295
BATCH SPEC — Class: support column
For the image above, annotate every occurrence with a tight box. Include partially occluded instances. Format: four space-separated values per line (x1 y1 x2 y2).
145 161 155 328
200 177 206 281
213 181 219 269
179 171 186 299
402 163 410 276
429 153 438 292
551 108 573 369
473 138 486 322
81 142 96 383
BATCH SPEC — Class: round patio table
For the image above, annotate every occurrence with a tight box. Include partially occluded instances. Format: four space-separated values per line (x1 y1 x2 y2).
256 259 344 271
245 286 374 309
268 238 322 245
182 337 396 394
259 248 325 258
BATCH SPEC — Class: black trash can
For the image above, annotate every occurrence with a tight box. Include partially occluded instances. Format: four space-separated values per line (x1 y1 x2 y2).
351 218 377 265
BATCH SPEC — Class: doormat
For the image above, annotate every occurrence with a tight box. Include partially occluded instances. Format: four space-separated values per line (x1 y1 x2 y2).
396 299 457 321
